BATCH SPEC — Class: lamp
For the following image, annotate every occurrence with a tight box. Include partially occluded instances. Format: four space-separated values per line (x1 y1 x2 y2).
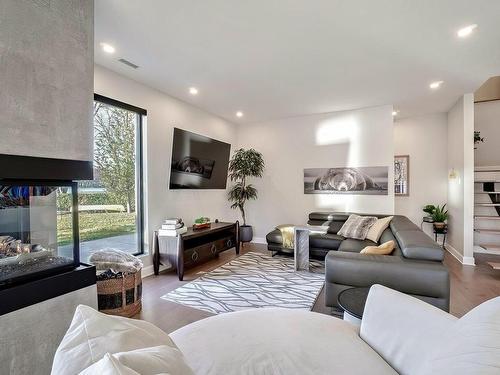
448 168 459 180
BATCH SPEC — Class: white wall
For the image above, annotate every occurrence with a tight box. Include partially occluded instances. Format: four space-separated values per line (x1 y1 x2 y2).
94 65 238 266
236 105 394 240
474 100 500 166
447 94 475 265
394 113 448 237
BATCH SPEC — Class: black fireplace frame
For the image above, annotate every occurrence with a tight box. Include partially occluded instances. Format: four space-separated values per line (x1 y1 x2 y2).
0 179 80 288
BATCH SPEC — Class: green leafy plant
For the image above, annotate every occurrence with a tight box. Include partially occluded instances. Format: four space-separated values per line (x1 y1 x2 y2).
474 130 484 145
227 148 265 226
194 217 210 224
423 204 436 215
431 204 448 223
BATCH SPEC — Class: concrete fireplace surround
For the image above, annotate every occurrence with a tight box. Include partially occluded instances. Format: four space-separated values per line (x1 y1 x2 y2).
0 285 97 375
0 1 95 374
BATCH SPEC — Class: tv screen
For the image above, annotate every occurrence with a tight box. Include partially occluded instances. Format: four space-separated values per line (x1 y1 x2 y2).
169 128 231 189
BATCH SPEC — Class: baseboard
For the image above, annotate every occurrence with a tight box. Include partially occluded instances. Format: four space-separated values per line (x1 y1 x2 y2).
251 237 267 245
444 244 475 266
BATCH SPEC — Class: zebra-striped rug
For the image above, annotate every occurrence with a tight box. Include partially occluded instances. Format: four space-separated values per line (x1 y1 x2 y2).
162 252 325 314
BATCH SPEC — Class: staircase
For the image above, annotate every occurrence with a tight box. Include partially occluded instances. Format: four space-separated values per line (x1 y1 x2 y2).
474 167 500 255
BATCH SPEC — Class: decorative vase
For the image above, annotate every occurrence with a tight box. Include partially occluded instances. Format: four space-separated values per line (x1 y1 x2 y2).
239 225 253 243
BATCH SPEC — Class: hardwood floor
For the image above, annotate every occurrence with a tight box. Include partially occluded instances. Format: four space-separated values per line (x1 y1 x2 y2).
136 243 500 332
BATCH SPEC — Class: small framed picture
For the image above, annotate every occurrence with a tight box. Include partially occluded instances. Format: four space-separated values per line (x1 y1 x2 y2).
394 155 409 196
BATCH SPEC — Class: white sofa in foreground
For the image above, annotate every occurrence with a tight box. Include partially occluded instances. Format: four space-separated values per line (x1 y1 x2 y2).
52 285 500 375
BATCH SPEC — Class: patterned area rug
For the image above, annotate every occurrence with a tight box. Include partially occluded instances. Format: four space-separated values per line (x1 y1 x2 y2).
162 252 325 314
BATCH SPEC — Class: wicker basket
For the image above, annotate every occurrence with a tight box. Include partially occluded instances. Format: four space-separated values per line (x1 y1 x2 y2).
96 269 142 318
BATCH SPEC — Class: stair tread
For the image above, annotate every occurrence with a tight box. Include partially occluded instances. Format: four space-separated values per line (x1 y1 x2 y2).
475 192 500 194
475 229 500 233
474 203 500 206
488 262 500 270
475 181 500 183
474 216 500 220
478 244 500 248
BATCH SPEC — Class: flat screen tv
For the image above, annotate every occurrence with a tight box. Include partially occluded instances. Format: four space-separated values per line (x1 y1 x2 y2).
169 128 231 189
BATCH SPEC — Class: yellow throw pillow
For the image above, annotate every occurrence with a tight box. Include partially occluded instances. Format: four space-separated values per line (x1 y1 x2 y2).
366 216 393 243
360 240 395 255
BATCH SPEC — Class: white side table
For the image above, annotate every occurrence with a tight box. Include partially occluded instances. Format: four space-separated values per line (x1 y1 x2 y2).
293 225 328 271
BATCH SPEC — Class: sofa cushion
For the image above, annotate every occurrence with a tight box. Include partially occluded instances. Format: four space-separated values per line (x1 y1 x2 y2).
79 353 140 375
309 233 343 250
366 216 393 243
338 214 378 240
338 238 378 253
419 296 500 375
51 305 179 375
360 285 457 375
360 240 395 255
170 308 397 375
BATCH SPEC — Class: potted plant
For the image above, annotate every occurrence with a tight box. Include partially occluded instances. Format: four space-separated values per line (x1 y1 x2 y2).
431 204 448 229
474 131 484 149
422 204 436 222
228 148 265 243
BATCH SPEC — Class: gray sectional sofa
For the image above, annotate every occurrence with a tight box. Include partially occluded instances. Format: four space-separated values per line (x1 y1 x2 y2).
266 212 450 311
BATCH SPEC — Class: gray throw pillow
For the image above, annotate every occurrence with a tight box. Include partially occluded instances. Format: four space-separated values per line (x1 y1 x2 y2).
337 214 378 240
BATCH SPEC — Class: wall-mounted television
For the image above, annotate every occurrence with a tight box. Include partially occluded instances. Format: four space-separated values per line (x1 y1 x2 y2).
169 128 231 189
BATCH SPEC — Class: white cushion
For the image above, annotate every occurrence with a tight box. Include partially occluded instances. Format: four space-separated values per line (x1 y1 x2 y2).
114 345 194 375
51 305 179 375
419 296 500 375
79 353 140 375
366 216 393 242
170 307 397 375
361 285 457 375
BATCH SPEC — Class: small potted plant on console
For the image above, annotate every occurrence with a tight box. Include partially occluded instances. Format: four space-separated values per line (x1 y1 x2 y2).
193 217 211 230
228 148 265 243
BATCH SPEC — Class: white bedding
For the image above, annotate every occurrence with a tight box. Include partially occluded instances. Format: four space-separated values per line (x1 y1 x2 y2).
170 308 396 375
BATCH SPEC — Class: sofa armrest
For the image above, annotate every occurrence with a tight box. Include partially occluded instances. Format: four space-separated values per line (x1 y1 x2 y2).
360 285 456 375
325 251 449 301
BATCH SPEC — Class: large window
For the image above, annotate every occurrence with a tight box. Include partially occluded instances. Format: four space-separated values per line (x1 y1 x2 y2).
78 95 145 262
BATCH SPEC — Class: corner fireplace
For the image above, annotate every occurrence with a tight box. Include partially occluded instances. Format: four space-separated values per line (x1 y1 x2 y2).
0 154 95 315
0 180 79 288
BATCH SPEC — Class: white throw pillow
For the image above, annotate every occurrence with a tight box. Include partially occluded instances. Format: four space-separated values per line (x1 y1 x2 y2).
366 216 393 243
51 305 178 375
79 353 140 375
419 297 500 375
114 345 194 375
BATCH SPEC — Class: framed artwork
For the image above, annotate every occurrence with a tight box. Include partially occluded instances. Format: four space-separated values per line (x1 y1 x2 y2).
304 166 389 195
394 155 409 196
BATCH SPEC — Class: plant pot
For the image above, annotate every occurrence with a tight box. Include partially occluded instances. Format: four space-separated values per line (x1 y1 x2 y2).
239 225 253 243
433 222 446 229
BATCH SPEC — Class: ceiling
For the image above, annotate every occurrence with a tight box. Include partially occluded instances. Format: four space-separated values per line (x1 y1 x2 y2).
95 0 500 123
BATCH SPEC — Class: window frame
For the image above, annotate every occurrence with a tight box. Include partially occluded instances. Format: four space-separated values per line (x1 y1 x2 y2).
92 94 147 256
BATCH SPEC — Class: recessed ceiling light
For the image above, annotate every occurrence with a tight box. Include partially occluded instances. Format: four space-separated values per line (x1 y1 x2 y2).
457 24 477 38
236 111 244 118
100 42 115 54
429 81 444 90
392 110 399 116
189 87 198 95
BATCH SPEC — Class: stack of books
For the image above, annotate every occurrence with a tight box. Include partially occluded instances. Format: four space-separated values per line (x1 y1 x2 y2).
158 218 187 237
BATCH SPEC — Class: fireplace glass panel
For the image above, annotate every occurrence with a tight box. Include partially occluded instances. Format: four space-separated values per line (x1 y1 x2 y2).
0 182 78 287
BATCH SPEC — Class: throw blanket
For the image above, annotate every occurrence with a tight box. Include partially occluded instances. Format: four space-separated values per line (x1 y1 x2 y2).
276 224 295 249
